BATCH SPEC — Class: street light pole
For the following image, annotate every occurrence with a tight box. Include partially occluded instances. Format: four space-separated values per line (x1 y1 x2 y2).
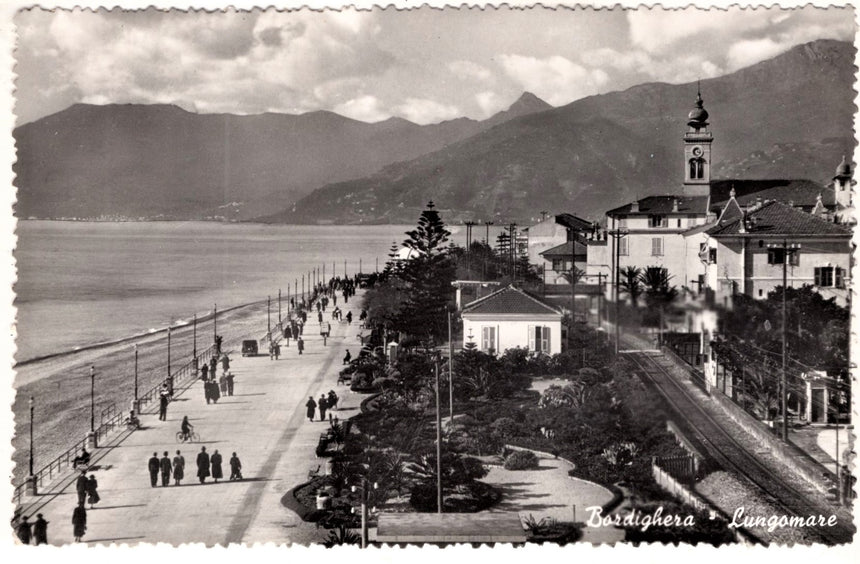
606 228 628 355
89 365 95 433
28 396 34 476
448 309 454 424
134 344 139 405
768 239 800 441
435 355 443 513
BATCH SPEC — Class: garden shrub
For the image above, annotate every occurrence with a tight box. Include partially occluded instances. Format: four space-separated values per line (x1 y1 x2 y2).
490 416 520 438
503 450 539 470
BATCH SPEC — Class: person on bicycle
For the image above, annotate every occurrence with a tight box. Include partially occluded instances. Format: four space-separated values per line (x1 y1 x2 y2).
181 416 194 441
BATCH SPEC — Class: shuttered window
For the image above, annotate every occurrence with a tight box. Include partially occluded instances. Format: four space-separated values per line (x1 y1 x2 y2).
528 326 551 353
651 237 663 256
481 326 496 353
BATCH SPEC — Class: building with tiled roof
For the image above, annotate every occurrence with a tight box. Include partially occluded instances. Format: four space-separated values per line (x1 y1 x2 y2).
539 240 587 285
709 179 833 213
461 285 562 355
524 212 595 267
705 200 851 306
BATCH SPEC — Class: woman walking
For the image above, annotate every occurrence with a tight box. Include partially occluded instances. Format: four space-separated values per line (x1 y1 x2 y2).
86 474 100 508
211 450 224 483
72 503 86 543
305 396 316 422
173 450 185 485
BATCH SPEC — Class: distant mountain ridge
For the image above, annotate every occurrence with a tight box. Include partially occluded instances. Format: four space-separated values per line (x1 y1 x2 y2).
13 92 552 221
267 39 855 225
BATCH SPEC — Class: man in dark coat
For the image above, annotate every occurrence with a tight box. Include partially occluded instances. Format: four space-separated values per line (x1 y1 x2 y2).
297 336 304 355
209 356 218 379
32 514 48 545
16 515 31 544
86 474 100 507
158 391 168 421
211 450 223 483
211 379 221 403
318 394 328 421
75 470 88 504
160 451 172 487
196 446 210 484
229 452 242 480
148 452 160 487
201 363 209 381
72 503 86 543
221 354 230 373
225 371 235 396
305 396 316 422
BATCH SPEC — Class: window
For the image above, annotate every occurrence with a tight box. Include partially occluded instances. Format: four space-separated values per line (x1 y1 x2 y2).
677 218 682 228
651 237 663 256
618 237 628 256
552 258 563 272
709 248 717 264
528 325 551 353
649 215 665 228
689 157 706 179
815 267 845 288
767 248 800 266
481 326 496 353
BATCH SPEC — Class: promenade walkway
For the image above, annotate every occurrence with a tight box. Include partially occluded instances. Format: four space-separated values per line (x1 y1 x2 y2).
14 299 366 546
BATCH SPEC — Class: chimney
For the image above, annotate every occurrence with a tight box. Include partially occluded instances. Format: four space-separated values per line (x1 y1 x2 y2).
672 198 679 212
631 200 639 212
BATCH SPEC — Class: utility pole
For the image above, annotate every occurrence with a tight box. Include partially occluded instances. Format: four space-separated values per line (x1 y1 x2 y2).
133 344 139 411
767 239 800 441
267 295 271 340
278 289 282 327
167 327 173 396
89 365 96 433
435 355 443 513
192 314 197 367
213 304 218 349
448 309 454 424
485 221 493 244
606 229 628 355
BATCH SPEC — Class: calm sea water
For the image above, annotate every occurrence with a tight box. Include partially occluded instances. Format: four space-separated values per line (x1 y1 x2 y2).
14 221 428 362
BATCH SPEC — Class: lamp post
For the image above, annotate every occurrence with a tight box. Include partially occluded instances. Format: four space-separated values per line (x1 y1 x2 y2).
485 220 493 244
767 240 800 441
133 344 139 413
448 309 455 424
27 396 36 495
192 314 198 368
167 326 173 396
434 354 443 513
607 228 629 355
86 365 97 450
351 478 377 548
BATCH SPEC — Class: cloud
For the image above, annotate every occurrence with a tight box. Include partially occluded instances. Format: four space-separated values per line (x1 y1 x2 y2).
448 60 493 82
333 95 391 123
475 91 505 117
499 54 609 106
394 98 461 125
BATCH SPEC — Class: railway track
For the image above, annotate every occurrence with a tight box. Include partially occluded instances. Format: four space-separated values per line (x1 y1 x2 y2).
625 350 855 545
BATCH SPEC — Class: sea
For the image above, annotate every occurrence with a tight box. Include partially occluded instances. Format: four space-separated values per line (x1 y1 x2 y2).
13 221 434 364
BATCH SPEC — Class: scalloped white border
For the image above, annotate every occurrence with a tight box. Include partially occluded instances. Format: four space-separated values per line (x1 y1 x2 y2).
0 2 856 562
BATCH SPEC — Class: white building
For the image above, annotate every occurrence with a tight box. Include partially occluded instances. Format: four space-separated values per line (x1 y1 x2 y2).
461 285 563 355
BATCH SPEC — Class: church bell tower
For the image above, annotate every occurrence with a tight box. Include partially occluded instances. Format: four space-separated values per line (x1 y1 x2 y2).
683 86 713 197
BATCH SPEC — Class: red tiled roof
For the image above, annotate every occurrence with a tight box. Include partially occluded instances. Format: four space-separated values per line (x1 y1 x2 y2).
462 285 562 315
539 240 587 258
710 179 833 210
707 200 851 237
607 195 710 216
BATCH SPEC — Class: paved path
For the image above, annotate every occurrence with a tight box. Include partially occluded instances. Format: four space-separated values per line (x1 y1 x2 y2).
15 302 367 546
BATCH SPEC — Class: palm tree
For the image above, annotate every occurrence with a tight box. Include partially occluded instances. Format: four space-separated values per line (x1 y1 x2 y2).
639 267 679 340
619 266 643 306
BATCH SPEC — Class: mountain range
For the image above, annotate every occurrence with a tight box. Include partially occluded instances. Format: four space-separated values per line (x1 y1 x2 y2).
13 39 855 225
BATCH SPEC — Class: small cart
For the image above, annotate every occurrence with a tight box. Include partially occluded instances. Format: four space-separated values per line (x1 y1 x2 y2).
241 340 259 356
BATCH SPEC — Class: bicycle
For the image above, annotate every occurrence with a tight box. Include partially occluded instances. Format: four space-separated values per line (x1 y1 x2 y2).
175 431 200 443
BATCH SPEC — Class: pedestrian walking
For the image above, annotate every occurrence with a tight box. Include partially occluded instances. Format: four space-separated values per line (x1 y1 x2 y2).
196 446 210 484
305 396 316 422
148 452 160 487
211 450 223 483
211 379 221 403
318 394 328 421
221 353 230 373
16 515 31 544
75 470 88 505
160 451 172 487
219 373 227 395
342 350 351 365
72 503 86 543
173 450 185 485
86 474 100 508
274 342 281 359
297 336 304 355
209 356 218 379
328 390 339 411
333 294 337 306
159 391 169 421
201 363 209 381
346 311 352 325
33 514 48 545
317 311 323 324
229 452 242 480
226 371 235 396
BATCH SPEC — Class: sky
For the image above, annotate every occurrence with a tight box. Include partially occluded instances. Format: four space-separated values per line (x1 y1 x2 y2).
13 6 856 125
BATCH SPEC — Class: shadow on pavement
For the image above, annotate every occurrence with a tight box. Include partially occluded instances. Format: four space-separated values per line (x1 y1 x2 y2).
95 504 147 510
86 536 146 543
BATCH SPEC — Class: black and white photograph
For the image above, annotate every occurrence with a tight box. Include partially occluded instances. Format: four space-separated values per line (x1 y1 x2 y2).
3 2 857 552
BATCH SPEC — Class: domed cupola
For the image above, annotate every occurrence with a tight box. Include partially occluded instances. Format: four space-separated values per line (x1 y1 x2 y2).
835 155 852 178
687 91 709 129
